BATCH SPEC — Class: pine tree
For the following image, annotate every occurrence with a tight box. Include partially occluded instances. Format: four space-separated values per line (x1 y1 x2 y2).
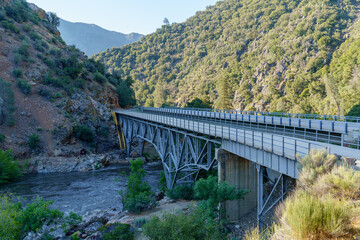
215 73 232 109
153 81 166 107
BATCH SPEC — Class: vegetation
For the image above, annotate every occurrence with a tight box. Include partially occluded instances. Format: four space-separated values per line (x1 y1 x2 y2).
0 150 22 184
73 125 95 142
28 134 41 150
101 223 134 240
119 159 155 213
17 79 32 95
61 211 82 232
0 78 16 126
194 175 247 220
0 195 63 240
0 134 5 143
166 184 194 200
248 150 360 240
143 209 224 240
144 176 246 240
94 0 360 115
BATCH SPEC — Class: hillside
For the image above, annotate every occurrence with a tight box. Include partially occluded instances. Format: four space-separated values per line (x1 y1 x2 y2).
0 0 134 161
58 18 143 56
94 0 360 116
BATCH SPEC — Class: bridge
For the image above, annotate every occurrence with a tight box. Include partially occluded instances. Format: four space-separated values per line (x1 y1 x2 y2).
112 107 360 227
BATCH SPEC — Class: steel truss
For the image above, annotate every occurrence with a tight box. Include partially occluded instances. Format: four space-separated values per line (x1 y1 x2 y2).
257 164 295 231
118 115 220 189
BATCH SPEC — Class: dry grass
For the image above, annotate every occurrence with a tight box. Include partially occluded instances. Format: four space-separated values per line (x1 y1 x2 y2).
297 149 338 187
310 166 360 200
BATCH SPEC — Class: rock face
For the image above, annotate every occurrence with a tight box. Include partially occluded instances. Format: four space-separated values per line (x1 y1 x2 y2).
28 151 126 173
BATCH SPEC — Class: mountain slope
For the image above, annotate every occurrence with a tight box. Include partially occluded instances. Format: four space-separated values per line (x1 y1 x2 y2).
0 0 133 159
94 0 360 115
58 19 143 56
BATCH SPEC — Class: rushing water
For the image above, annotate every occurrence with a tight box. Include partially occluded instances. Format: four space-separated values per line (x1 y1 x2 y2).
0 162 163 215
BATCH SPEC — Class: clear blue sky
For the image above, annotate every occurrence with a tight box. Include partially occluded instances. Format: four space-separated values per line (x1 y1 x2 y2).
28 0 219 35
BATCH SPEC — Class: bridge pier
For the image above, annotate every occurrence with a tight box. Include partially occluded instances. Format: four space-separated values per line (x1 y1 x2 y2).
217 148 294 229
217 149 257 221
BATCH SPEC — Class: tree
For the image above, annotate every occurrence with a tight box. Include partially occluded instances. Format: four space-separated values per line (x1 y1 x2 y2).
163 17 170 25
119 159 155 213
323 74 342 115
48 12 60 27
153 81 166 107
215 73 232 109
116 76 136 107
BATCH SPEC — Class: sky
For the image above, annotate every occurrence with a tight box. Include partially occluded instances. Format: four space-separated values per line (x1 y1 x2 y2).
28 0 219 35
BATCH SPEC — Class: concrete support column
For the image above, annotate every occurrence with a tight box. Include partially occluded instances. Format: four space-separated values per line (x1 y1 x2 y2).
217 148 257 222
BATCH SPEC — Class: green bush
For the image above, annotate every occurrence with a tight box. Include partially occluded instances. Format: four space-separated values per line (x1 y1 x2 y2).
143 209 224 240
94 72 107 84
12 68 23 78
28 134 41 150
0 150 22 184
167 184 194 200
0 194 22 240
73 125 95 142
61 211 82 232
17 79 32 95
0 195 64 240
101 223 134 240
19 196 64 233
158 171 167 192
194 176 247 220
0 20 19 33
0 78 16 126
119 159 155 213
0 134 5 143
38 88 53 101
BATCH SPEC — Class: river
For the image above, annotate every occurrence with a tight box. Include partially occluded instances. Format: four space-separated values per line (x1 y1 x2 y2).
0 162 163 215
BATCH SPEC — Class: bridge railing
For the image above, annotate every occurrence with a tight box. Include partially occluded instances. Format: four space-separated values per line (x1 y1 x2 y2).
119 110 344 163
157 106 360 123
137 107 360 150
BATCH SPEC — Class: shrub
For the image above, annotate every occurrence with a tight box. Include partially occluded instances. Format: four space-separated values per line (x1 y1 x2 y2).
297 149 338 186
94 72 107 84
38 88 53 101
17 79 32 95
119 159 155 213
0 150 22 184
28 134 41 150
0 194 22 240
167 184 194 200
0 134 5 143
12 68 23 78
101 223 134 240
311 166 360 200
143 209 224 240
19 197 64 233
194 176 247 220
0 20 19 33
277 191 351 239
0 78 16 126
158 171 167 192
96 125 109 137
61 211 82 232
73 125 95 142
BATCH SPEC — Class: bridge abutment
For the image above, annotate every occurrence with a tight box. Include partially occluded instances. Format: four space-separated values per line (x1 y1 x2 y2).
217 149 257 222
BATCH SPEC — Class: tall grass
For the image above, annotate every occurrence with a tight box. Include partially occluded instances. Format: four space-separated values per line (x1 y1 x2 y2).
276 191 351 239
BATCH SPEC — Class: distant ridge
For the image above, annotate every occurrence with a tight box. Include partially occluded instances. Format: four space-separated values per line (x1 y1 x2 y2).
58 18 143 56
